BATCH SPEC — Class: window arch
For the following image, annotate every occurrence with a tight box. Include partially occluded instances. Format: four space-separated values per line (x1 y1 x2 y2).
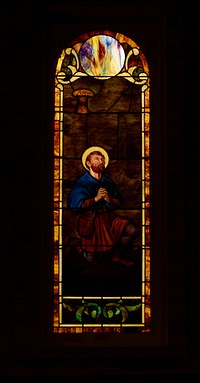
53 30 150 333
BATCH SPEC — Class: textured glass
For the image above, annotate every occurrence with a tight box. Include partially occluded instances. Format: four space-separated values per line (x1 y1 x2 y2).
80 35 125 78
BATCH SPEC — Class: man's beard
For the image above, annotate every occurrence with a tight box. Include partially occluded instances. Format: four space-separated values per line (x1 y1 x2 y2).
91 164 105 173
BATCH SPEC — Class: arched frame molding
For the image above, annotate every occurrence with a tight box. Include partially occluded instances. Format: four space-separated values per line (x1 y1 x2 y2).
37 3 186 357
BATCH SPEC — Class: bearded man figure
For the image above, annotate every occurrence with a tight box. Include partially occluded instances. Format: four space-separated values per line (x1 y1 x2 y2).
67 146 139 266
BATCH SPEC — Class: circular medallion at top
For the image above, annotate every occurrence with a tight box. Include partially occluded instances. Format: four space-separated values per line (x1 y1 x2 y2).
79 35 125 79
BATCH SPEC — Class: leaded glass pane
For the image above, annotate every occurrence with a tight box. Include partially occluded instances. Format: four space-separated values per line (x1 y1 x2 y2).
53 30 150 333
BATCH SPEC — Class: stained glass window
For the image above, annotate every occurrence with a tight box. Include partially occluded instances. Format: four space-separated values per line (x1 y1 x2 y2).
53 30 150 333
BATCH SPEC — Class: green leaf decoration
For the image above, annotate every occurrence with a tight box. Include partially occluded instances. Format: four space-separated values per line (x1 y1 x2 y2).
125 303 142 312
76 302 102 322
66 300 141 324
63 303 73 311
118 305 129 322
76 305 85 322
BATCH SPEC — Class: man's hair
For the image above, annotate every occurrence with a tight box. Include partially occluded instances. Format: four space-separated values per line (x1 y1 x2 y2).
85 151 105 169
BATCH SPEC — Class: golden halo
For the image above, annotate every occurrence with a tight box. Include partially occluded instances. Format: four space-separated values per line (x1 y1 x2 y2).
82 146 109 169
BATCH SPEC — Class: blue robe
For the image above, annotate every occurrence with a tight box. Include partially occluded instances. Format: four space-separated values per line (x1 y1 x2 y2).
67 171 122 212
67 171 128 253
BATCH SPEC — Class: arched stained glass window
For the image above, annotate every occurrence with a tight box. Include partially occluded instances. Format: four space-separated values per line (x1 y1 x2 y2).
53 30 150 333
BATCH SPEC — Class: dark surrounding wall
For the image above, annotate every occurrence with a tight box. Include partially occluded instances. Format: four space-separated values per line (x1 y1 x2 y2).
0 0 200 381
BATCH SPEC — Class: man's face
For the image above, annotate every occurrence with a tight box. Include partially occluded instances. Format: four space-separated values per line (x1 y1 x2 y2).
87 154 105 173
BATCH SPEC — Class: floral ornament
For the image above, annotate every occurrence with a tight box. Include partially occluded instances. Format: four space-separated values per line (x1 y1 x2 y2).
63 300 141 324
103 300 141 323
117 48 148 84
56 40 148 85
75 301 102 322
56 47 87 84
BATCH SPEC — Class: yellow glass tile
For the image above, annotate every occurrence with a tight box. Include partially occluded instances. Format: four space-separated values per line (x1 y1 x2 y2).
145 226 150 245
145 181 150 202
54 181 59 200
145 112 150 123
146 248 150 262
54 112 60 121
56 50 66 74
145 121 150 134
54 158 60 179
146 256 150 280
54 226 58 243
145 132 150 157
54 261 58 276
146 281 150 296
54 132 59 156
55 87 61 106
145 87 150 108
145 159 150 180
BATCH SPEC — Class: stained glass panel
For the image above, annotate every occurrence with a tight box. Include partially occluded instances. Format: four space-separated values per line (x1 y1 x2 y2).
53 30 150 333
